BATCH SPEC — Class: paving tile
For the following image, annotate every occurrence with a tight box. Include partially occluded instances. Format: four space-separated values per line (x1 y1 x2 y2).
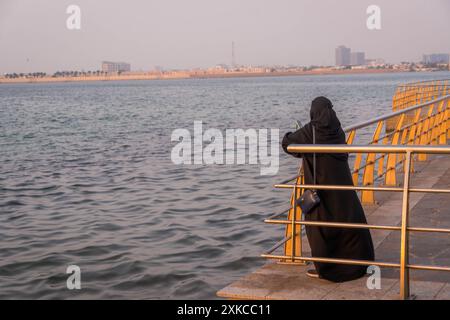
435 283 450 300
382 280 446 300
217 155 450 300
323 277 398 300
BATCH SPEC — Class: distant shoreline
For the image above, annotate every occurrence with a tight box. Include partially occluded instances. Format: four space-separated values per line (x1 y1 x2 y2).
0 68 436 84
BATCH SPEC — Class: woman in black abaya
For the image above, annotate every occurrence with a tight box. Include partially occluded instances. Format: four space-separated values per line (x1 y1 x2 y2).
282 96 375 282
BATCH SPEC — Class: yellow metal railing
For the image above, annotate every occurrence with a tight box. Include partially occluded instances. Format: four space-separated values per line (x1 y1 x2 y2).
346 94 450 204
263 145 450 300
263 81 450 299
276 94 450 270
387 79 449 133
392 79 449 112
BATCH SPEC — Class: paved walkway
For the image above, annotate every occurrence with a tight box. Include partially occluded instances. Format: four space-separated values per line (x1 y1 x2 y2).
217 155 450 300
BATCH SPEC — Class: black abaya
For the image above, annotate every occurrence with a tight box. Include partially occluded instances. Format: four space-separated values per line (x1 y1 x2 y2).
282 97 375 282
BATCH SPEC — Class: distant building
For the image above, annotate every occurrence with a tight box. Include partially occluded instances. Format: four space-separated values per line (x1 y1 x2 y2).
422 54 449 65
365 58 386 67
101 61 131 73
350 52 366 66
335 46 351 66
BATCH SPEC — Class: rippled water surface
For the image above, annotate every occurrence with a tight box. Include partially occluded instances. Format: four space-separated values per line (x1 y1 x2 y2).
1 72 449 299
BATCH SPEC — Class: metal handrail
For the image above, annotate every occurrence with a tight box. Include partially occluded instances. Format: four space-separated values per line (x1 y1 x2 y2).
396 79 450 87
392 80 449 112
347 93 449 202
287 144 450 154
343 94 450 132
264 144 450 300
263 80 450 299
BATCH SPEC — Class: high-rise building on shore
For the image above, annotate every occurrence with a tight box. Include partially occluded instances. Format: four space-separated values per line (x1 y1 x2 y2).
335 46 367 67
102 61 131 73
422 54 449 65
335 46 351 66
350 52 366 66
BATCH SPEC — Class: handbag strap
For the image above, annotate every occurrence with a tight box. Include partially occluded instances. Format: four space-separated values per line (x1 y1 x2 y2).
313 125 316 186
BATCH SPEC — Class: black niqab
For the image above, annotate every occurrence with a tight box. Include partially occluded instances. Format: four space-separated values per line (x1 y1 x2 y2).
286 97 348 160
310 96 343 143
281 96 375 283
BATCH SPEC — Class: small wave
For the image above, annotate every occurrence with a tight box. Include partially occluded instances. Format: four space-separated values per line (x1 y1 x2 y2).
111 272 195 291
93 223 122 232
1 200 26 206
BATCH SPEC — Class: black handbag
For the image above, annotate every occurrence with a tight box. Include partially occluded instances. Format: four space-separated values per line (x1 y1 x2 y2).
296 125 320 214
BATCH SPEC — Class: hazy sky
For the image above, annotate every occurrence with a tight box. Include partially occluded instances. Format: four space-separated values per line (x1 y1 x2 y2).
1 0 449 73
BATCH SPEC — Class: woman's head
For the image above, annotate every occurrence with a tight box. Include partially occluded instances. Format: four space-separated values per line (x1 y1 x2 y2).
308 97 347 157
310 96 341 131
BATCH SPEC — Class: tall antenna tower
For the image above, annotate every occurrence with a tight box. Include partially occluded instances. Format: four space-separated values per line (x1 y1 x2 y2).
231 41 236 68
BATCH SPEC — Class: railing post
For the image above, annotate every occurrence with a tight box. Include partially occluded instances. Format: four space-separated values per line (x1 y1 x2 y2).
346 129 356 145
447 99 450 139
362 121 383 204
432 101 445 145
346 129 362 186
400 151 412 300
291 184 297 262
418 104 435 161
407 109 422 173
284 172 304 264
377 136 389 178
398 126 409 167
442 104 449 144
386 114 405 186
295 179 304 264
